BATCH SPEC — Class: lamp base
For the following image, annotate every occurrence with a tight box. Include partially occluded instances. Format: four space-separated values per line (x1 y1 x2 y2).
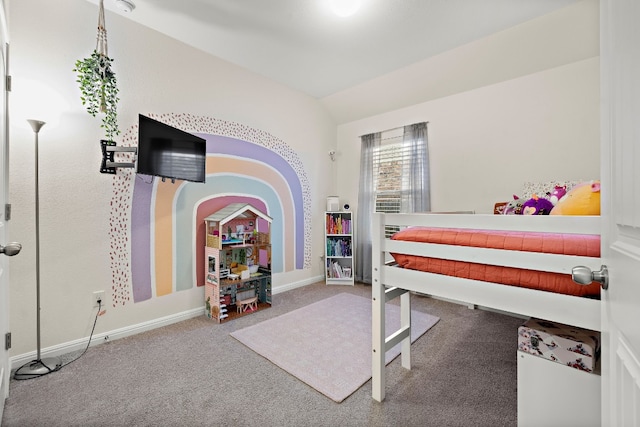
13 357 62 380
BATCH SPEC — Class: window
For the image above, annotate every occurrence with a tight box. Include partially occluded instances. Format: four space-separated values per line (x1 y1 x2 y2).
373 136 404 236
372 126 429 237
355 122 429 283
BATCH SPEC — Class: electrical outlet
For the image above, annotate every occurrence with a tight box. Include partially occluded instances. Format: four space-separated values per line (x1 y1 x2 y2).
93 290 105 308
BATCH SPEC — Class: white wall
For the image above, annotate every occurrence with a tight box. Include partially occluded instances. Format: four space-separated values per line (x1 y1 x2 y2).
7 0 336 356
335 1 600 216
322 0 599 124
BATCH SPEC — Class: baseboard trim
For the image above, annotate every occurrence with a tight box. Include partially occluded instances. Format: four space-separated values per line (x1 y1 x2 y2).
10 307 204 370
272 275 323 294
11 276 324 370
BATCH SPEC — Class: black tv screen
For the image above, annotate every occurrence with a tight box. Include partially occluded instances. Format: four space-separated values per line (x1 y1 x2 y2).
136 115 206 183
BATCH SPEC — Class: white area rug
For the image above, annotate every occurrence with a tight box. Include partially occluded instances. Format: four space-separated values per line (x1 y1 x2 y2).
230 293 439 402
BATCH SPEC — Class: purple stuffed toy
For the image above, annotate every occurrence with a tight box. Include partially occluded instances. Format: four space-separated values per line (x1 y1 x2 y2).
547 185 567 206
522 194 554 215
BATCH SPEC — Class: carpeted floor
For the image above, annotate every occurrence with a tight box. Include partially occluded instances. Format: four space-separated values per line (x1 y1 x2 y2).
2 282 524 426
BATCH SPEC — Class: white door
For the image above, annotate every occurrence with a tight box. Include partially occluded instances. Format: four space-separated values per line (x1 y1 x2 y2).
600 0 640 425
0 0 9 419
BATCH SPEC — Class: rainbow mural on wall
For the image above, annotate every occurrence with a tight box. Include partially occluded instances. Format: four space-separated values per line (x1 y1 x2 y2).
108 113 311 305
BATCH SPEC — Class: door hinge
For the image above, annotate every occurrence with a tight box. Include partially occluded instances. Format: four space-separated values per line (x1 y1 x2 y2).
4 203 10 221
5 332 10 350
6 75 11 92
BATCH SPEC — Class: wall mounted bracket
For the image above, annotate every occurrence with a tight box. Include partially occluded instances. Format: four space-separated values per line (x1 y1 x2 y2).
100 140 137 174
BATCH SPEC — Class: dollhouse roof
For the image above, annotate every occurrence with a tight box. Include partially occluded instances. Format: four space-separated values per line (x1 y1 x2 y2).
204 203 272 225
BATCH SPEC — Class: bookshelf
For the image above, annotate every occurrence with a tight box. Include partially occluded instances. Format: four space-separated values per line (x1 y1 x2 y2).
325 211 354 285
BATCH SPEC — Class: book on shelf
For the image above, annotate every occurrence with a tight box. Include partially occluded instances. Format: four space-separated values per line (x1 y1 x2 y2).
326 238 352 257
328 261 352 278
332 262 343 278
325 214 351 235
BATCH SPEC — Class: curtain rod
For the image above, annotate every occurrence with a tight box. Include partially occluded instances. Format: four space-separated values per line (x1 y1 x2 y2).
359 121 429 138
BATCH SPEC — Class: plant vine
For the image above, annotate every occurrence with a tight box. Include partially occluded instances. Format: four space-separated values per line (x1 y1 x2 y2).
73 50 120 141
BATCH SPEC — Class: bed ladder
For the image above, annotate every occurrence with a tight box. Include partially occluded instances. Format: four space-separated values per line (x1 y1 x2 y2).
372 284 412 402
371 212 414 402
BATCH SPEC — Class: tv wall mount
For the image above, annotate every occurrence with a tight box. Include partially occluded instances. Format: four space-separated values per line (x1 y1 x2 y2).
100 140 137 174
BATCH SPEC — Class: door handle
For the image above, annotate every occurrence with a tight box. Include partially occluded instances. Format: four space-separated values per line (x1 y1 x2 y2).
572 265 609 290
0 242 22 256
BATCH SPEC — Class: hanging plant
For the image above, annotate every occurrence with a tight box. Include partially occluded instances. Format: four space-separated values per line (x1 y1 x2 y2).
74 51 120 141
73 0 120 142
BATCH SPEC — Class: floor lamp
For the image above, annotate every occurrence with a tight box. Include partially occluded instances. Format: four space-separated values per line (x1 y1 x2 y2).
13 119 62 380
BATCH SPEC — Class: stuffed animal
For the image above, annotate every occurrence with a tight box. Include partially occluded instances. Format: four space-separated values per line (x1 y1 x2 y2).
550 180 601 215
522 194 554 215
547 185 567 206
503 195 524 215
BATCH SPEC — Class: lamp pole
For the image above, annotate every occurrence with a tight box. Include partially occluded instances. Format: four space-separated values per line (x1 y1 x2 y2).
28 119 44 361
13 119 61 380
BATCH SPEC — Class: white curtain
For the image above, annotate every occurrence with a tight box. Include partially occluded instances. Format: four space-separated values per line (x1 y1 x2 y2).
355 132 380 284
355 123 430 284
402 122 430 212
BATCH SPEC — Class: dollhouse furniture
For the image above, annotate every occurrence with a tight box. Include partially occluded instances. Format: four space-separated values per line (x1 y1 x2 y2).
237 296 258 313
203 203 273 323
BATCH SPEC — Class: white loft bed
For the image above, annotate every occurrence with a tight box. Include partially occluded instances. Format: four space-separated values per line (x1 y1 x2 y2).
371 212 602 402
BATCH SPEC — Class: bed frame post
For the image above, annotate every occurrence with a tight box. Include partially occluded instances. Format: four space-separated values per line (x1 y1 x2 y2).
372 213 386 402
400 291 411 370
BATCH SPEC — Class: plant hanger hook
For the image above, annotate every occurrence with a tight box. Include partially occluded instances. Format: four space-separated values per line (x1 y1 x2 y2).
96 0 108 57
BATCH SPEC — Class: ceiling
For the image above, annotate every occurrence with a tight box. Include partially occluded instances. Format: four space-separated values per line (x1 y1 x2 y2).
96 0 579 99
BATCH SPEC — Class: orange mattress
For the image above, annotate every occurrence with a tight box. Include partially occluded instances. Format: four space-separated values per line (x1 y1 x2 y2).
390 227 601 297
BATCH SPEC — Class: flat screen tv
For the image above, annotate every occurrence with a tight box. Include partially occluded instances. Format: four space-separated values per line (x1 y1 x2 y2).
136 114 206 183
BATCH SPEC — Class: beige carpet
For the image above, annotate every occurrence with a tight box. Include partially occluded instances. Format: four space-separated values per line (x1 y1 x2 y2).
230 292 439 402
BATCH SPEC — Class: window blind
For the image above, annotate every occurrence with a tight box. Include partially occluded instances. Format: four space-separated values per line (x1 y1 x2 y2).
373 133 428 237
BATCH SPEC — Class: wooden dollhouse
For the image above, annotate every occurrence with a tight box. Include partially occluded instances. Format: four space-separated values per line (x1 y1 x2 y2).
203 203 272 322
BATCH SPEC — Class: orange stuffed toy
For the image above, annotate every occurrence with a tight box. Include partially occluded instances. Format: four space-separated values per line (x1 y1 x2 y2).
550 180 601 215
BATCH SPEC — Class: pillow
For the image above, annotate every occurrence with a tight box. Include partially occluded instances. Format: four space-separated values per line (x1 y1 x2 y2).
550 181 601 216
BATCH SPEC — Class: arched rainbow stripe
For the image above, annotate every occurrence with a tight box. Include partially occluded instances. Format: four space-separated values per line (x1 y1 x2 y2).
109 114 311 305
128 129 309 302
174 175 285 293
